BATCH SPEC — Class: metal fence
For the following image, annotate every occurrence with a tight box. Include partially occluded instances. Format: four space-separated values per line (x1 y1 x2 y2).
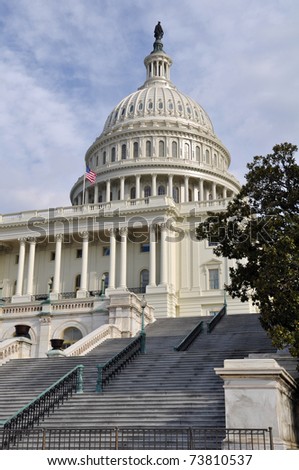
0 427 274 450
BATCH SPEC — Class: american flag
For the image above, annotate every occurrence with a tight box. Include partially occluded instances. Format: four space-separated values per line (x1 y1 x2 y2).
85 166 96 184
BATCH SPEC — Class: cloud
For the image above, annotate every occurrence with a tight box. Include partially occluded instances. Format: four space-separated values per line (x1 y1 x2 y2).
0 0 298 213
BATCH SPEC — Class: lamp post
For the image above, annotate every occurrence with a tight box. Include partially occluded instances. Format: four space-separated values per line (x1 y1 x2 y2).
140 295 147 353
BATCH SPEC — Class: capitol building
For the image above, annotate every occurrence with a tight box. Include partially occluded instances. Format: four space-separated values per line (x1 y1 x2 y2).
0 24 254 358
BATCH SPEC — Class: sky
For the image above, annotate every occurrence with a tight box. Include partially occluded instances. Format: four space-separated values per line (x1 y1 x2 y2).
0 0 298 214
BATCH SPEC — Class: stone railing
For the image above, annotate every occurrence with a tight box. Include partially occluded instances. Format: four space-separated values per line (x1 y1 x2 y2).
64 324 121 357
0 196 175 226
0 338 32 366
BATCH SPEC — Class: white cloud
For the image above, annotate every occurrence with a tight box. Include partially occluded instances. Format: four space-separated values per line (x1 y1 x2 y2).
0 0 298 213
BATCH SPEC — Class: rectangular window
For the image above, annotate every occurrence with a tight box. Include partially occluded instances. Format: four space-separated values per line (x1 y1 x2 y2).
103 247 110 256
140 243 150 253
50 251 55 261
76 249 82 259
209 269 219 289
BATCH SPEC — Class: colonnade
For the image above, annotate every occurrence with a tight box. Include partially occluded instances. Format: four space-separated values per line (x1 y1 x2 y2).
75 173 230 206
12 225 168 300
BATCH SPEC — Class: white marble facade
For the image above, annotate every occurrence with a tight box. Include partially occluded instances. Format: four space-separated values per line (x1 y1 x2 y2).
0 31 256 356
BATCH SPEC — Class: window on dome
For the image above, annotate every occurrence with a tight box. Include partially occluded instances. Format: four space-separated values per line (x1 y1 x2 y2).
158 185 165 196
111 147 116 162
103 151 107 165
121 107 126 117
206 149 210 164
133 142 139 159
178 103 183 113
130 186 136 199
186 105 191 115
196 146 201 162
144 185 151 198
146 140 152 157
158 100 163 110
172 141 178 158
121 144 127 160
184 143 190 159
168 101 174 111
159 140 165 157
214 154 218 166
138 102 143 111
173 187 180 203
129 104 134 114
148 100 153 111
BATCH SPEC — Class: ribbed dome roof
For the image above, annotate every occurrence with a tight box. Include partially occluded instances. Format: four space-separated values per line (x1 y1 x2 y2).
102 32 214 136
103 85 214 134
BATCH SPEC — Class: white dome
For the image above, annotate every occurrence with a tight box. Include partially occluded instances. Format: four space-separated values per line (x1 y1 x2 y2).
102 85 214 135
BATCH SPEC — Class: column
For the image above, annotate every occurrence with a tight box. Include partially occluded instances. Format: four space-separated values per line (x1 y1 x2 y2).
184 175 189 202
149 225 156 286
120 177 125 201
136 175 141 199
77 232 89 297
15 238 26 296
108 229 116 289
152 174 157 196
168 174 173 198
199 179 204 202
106 180 111 202
159 224 168 286
84 188 89 205
26 238 36 296
94 184 99 204
212 182 217 200
223 187 227 199
119 227 127 289
52 234 63 295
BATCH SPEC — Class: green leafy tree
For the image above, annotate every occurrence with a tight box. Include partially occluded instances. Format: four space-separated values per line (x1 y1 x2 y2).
196 143 299 357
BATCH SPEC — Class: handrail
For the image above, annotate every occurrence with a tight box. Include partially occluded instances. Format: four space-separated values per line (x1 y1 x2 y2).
174 321 204 351
207 304 227 333
0 364 84 449
96 333 145 392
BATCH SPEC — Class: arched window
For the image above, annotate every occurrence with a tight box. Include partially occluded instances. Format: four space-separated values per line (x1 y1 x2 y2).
133 142 139 159
172 141 178 158
63 327 83 348
111 147 116 162
146 140 152 157
158 185 165 195
75 274 81 291
103 151 107 165
144 185 151 198
140 269 149 293
159 140 165 157
206 149 210 164
184 143 190 159
173 187 180 203
196 146 201 162
121 144 127 160
130 186 136 199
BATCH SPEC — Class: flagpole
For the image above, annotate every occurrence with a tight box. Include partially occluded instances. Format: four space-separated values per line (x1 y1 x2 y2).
82 167 86 206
